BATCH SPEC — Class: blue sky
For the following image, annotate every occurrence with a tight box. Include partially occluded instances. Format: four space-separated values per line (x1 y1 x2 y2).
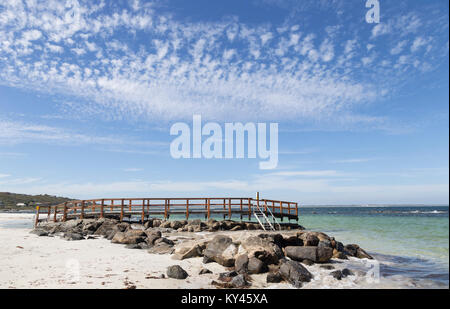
0 0 448 204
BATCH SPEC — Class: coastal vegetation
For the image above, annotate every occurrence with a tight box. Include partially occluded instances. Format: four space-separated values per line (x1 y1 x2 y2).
0 192 72 210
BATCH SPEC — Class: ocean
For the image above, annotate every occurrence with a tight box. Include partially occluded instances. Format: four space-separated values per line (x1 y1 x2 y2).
297 206 449 288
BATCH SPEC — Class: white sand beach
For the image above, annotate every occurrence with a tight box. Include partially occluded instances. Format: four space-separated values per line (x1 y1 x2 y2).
0 213 435 289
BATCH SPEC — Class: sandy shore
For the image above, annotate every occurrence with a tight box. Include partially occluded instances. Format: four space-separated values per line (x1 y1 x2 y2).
0 213 430 289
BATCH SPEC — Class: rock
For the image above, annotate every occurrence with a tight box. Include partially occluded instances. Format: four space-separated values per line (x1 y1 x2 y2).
111 231 146 245
64 232 84 241
317 246 333 263
129 223 145 230
301 259 314 266
320 265 335 270
303 234 319 246
152 219 162 228
230 225 242 231
330 270 343 280
145 230 162 245
173 244 203 260
203 235 238 267
342 268 354 277
170 221 183 229
160 221 172 228
356 248 373 259
335 241 345 252
166 265 188 279
230 274 249 288
234 254 249 274
344 244 359 257
285 246 317 262
30 229 48 236
143 220 153 229
266 272 283 283
318 240 332 248
282 235 303 247
279 260 313 288
147 243 175 254
247 257 267 274
154 237 174 246
199 268 212 275
203 256 214 264
218 271 238 282
285 246 332 263
332 249 348 260
240 235 283 265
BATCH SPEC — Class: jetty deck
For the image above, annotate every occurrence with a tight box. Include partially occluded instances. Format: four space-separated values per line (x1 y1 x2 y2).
34 197 299 227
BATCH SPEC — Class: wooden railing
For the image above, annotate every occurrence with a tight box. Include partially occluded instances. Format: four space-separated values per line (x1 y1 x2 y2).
34 197 299 227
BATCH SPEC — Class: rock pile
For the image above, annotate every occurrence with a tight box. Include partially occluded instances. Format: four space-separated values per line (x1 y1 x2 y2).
31 218 373 289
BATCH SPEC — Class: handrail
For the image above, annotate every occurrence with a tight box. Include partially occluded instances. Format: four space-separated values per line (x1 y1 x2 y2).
33 197 299 227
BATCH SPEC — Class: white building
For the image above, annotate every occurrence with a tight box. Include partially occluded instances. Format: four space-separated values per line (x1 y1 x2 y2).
16 203 27 207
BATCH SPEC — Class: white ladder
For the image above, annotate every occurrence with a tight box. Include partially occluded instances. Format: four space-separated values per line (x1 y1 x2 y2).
253 201 281 231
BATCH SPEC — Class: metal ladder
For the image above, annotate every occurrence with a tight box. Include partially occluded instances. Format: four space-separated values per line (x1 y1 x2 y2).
253 201 281 231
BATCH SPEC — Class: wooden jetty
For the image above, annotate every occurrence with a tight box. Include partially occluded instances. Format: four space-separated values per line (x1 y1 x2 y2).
34 196 299 228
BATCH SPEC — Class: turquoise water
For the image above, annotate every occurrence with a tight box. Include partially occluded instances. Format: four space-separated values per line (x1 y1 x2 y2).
298 206 449 287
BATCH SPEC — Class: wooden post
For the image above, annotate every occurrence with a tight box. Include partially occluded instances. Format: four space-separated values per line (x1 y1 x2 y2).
63 202 68 222
186 199 189 220
164 199 168 220
295 203 298 217
110 199 114 212
34 206 40 227
100 199 104 218
120 199 124 222
141 199 145 223
129 199 132 212
167 199 170 219
248 198 252 220
228 198 232 219
207 199 211 219
223 199 226 220
53 205 58 222
288 202 291 216
240 199 243 221
264 200 268 212
80 201 85 219
47 206 51 220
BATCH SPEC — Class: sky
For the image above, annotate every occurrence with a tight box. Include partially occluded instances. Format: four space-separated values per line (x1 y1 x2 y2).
0 0 448 205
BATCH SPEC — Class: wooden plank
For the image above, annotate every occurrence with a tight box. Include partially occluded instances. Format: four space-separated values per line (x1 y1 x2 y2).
63 202 68 222
186 199 189 220
120 199 124 222
100 199 104 218
53 205 58 222
228 198 232 219
80 201 85 219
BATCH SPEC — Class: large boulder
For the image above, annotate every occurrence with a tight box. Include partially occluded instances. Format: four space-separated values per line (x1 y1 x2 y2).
239 235 283 265
203 235 238 267
247 257 267 274
279 260 313 288
147 243 175 254
111 231 146 245
234 254 249 274
167 265 188 279
173 244 204 260
285 246 333 263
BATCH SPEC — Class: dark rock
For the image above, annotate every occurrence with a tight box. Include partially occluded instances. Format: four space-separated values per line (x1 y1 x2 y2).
356 248 373 259
282 235 303 247
318 240 332 248
234 254 249 274
143 220 153 229
330 270 343 280
248 257 267 274
344 244 359 257
230 274 249 288
203 256 214 264
266 272 283 283
304 234 320 246
317 246 333 263
218 271 238 282
279 260 313 288
320 265 335 270
203 235 238 267
64 232 84 241
199 268 212 275
111 231 146 245
342 268 354 277
170 221 183 229
30 229 48 237
285 246 317 262
167 265 188 279
335 241 345 252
